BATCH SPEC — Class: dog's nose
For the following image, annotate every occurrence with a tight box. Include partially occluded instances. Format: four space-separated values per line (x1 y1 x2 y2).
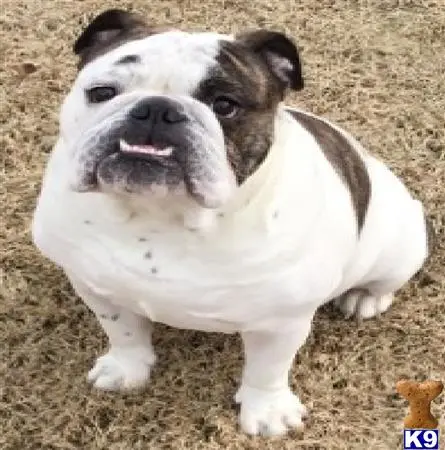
129 97 188 124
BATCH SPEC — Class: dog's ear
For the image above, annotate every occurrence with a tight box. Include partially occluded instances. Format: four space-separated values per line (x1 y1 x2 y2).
237 30 304 92
73 9 147 69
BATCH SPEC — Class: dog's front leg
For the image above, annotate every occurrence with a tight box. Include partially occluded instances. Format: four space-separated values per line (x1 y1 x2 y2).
236 315 313 436
69 276 156 391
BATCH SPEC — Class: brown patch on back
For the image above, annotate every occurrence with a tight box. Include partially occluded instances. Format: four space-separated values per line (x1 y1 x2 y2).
287 109 371 232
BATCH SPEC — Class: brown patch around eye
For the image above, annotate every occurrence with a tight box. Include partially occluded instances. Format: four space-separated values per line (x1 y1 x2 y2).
224 121 274 183
194 41 283 184
217 45 269 101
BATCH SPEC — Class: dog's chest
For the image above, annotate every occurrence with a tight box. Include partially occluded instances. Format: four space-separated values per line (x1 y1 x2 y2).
34 194 320 332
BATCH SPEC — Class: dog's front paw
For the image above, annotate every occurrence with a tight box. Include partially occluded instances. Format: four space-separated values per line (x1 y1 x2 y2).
334 289 393 320
88 347 156 391
235 385 307 436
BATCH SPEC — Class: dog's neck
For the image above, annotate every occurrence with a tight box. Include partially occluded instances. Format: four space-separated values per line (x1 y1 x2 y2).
174 106 324 239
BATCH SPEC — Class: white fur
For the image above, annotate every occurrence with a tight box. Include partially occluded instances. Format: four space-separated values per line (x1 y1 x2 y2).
32 32 428 436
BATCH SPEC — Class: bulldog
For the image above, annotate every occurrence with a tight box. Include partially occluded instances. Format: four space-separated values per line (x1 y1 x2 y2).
32 9 429 436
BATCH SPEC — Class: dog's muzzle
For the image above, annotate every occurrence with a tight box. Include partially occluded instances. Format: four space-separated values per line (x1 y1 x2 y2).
73 95 236 209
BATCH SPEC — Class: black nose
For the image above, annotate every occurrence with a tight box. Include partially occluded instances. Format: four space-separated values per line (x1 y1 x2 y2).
129 97 188 124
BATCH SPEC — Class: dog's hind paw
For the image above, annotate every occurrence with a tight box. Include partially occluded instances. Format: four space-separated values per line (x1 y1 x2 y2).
334 289 393 320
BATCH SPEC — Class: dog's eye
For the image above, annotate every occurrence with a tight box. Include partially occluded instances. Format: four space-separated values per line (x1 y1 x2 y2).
212 96 239 118
86 86 117 104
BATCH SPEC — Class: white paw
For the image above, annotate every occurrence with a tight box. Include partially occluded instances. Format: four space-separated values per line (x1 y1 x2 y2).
235 385 307 436
334 289 393 319
88 347 156 391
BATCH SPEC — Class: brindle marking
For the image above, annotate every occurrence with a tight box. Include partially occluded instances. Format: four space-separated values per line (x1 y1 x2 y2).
194 40 285 183
287 109 371 232
194 33 303 183
115 54 141 65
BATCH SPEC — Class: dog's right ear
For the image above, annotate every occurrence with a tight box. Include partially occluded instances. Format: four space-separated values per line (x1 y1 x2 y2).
73 9 147 69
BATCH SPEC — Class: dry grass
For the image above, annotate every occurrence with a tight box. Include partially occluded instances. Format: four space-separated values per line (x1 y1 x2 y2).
1 1 444 449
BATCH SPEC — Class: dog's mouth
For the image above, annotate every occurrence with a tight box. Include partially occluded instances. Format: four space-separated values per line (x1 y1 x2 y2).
73 127 236 210
93 137 184 193
88 138 229 209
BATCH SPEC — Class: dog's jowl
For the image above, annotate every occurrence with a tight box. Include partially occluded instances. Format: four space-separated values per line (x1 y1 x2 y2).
32 9 429 436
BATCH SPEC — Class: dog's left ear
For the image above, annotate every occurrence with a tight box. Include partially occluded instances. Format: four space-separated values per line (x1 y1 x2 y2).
237 30 304 91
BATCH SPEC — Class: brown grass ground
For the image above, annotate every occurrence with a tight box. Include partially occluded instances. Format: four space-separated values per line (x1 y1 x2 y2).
1 1 444 449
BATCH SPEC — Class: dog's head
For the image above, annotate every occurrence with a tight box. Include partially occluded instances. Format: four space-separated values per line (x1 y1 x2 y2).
61 9 304 209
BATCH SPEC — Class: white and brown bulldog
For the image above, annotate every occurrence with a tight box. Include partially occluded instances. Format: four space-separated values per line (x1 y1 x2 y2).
32 9 429 436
